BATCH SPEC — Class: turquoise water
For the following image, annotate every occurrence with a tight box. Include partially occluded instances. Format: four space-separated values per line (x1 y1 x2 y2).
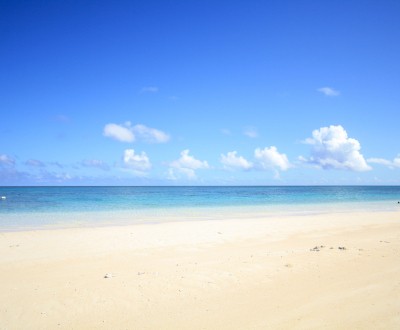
0 186 399 230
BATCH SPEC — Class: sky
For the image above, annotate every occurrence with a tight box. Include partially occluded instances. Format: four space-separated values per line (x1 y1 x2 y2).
1 0 400 185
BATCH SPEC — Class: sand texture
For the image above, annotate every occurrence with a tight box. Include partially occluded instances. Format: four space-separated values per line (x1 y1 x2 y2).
1 211 400 329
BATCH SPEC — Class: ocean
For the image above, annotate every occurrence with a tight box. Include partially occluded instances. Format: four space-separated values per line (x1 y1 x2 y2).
0 186 399 230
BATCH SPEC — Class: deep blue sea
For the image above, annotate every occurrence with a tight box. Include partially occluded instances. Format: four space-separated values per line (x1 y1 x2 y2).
0 186 399 230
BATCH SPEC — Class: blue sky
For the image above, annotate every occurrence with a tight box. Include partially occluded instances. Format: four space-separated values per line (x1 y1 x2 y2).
1 0 400 185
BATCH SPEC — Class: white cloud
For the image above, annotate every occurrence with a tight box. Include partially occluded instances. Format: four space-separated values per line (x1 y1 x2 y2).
368 156 400 169
317 87 340 96
123 149 151 172
103 123 135 142
103 122 170 144
244 126 258 138
25 159 45 167
82 159 110 171
254 146 291 171
166 168 177 180
0 154 15 166
302 125 371 171
221 151 253 170
133 124 170 143
367 158 392 167
169 149 209 179
141 86 159 93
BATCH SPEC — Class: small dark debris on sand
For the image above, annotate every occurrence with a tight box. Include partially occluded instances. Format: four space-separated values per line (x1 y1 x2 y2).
310 245 324 252
311 245 347 251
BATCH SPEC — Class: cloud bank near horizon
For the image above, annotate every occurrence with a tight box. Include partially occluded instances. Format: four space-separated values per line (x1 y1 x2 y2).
3 124 399 184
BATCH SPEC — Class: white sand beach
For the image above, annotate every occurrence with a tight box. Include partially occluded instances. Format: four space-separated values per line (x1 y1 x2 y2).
1 210 400 329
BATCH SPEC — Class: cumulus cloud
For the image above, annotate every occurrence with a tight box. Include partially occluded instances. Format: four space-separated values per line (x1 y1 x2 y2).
82 159 110 171
389 156 400 167
25 159 45 167
220 151 253 170
133 124 170 143
103 122 170 144
368 156 400 169
254 146 291 171
123 149 151 172
103 122 135 142
169 150 209 179
0 154 15 167
243 126 258 138
301 125 371 171
317 87 340 96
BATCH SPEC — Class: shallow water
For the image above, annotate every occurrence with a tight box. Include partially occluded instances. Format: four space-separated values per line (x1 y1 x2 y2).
0 186 399 230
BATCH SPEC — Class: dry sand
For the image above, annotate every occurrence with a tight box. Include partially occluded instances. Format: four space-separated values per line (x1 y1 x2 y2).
0 210 400 329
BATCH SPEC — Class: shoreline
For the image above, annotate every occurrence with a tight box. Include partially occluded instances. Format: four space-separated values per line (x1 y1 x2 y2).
1 210 400 329
1 200 399 232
